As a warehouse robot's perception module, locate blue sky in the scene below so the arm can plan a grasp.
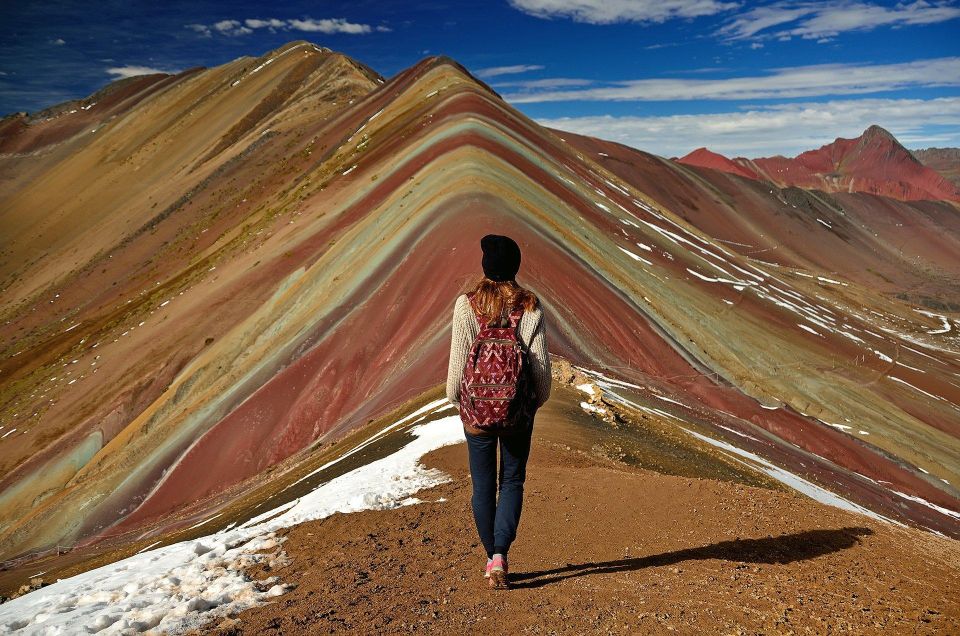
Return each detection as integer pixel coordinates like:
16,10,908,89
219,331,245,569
1,0,958,157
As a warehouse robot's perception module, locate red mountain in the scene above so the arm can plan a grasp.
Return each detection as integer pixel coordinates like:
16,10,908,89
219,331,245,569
677,126,960,202
676,147,758,180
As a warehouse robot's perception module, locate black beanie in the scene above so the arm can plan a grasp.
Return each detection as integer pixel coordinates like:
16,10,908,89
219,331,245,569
480,234,521,282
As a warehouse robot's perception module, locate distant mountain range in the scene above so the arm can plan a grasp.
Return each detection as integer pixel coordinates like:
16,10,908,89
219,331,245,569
912,147,960,188
677,126,960,202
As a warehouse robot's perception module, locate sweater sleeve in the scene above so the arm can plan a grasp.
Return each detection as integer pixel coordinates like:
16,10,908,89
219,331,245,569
445,295,473,405
528,307,552,409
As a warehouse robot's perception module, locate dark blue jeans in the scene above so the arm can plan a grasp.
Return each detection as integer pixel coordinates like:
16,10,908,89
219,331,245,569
463,413,535,558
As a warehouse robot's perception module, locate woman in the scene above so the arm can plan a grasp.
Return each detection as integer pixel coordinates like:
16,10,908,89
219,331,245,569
445,234,552,590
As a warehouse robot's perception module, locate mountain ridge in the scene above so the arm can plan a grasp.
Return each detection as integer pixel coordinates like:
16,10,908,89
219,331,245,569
678,125,960,202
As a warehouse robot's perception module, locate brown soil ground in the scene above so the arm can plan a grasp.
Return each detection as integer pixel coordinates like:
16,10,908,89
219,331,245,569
194,421,960,635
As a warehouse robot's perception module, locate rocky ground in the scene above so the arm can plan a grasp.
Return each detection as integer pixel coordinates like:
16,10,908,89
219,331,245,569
193,415,960,635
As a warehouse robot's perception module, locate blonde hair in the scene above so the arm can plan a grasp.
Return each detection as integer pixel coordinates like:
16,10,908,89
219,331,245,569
466,276,538,327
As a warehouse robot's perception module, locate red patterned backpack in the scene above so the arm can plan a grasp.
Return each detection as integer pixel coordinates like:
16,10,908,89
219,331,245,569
459,291,535,431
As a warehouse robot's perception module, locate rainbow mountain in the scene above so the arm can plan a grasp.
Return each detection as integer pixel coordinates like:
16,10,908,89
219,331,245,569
1,41,959,564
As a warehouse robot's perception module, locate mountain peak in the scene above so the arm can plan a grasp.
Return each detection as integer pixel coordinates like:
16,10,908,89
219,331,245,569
677,147,759,180
274,39,332,55
396,54,503,100
854,125,910,158
861,124,897,142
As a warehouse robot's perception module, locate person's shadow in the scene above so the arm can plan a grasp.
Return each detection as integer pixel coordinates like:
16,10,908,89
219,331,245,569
510,527,873,589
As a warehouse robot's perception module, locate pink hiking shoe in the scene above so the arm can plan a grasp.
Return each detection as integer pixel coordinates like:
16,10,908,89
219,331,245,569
487,553,509,590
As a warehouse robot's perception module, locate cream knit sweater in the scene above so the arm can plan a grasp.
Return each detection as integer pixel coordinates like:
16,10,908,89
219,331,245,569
445,293,552,409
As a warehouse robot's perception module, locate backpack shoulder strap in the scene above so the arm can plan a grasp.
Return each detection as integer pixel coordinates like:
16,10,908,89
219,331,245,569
507,305,524,330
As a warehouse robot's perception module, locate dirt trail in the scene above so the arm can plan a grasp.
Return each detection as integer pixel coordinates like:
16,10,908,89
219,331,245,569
196,416,960,635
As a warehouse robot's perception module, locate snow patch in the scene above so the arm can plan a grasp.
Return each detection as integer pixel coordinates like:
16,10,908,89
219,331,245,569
890,490,960,520
579,401,607,415
678,427,901,526
618,246,652,266
797,323,823,337
889,376,943,402
914,309,952,335
825,422,853,432
0,401,464,635
816,276,847,286
574,367,642,389
715,424,760,442
650,393,685,407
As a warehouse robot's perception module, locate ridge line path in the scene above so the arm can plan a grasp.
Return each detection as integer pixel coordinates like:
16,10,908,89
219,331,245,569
197,403,960,635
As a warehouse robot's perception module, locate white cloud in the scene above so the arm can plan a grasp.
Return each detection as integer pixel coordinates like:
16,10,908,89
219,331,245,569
287,18,372,34
106,65,176,79
644,42,684,49
494,77,594,88
719,3,813,38
213,19,253,36
185,23,212,37
535,97,960,157
475,64,545,78
186,17,385,37
245,18,286,29
508,0,740,23
50,38,66,45
502,57,960,102
720,1,960,41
